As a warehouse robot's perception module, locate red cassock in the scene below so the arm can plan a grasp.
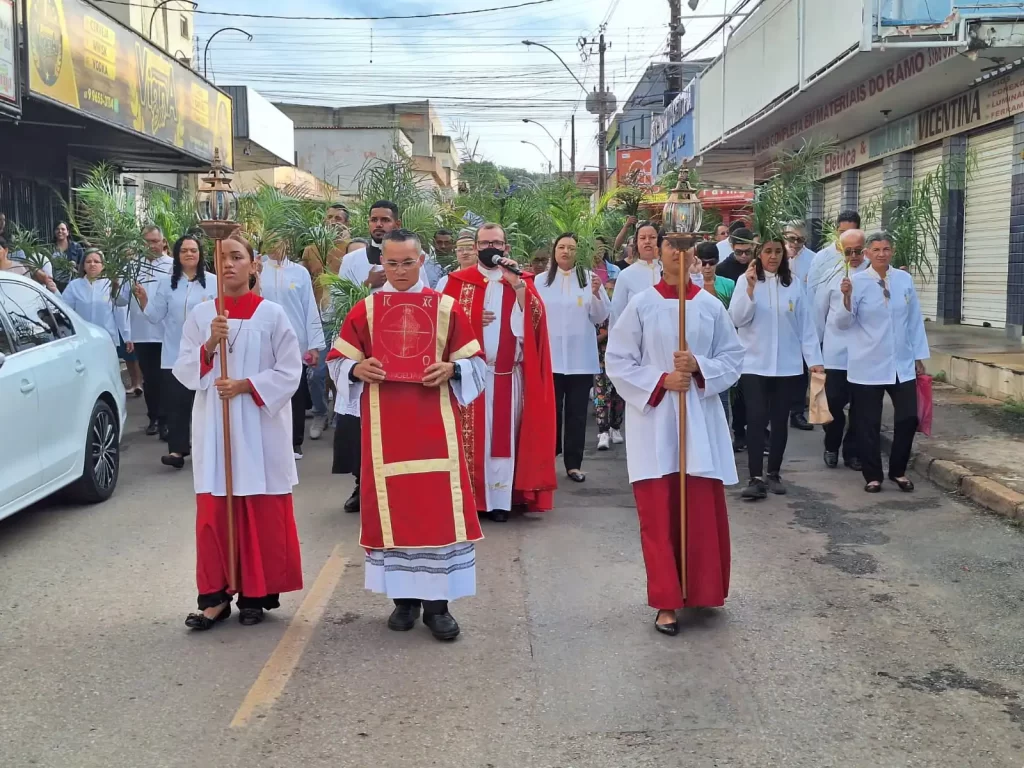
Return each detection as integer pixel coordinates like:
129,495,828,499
328,289,486,549
440,268,558,512
193,291,303,600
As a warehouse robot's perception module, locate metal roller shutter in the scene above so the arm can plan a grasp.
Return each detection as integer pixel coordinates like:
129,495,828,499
912,143,944,321
822,176,842,221
858,163,884,232
962,125,1013,328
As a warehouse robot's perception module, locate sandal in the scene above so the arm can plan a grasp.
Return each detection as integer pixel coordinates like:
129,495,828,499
185,602,231,630
890,476,915,492
239,607,264,626
567,470,586,483
864,481,882,494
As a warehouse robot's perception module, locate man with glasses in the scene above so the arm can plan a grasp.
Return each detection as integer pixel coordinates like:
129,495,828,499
814,229,868,471
717,220,748,260
440,223,557,522
434,229,479,294
133,225,175,438
837,231,929,494
714,227,755,282
807,210,861,302
328,229,487,641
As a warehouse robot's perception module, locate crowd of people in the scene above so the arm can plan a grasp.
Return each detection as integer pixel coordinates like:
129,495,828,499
0,200,931,641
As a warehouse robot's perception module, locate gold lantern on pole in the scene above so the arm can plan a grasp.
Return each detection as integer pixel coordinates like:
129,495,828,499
661,167,704,235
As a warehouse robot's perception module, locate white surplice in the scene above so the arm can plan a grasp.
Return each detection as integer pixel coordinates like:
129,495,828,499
61,277,130,346
338,245,386,291
610,259,662,326
142,274,218,368
606,287,743,485
328,279,487,601
129,255,174,344
173,299,302,496
259,257,325,355
534,268,610,374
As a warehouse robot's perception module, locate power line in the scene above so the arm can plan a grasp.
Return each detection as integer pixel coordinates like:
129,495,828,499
93,0,556,21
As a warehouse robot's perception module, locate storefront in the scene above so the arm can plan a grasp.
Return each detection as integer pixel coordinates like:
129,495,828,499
1,0,232,235
651,83,694,179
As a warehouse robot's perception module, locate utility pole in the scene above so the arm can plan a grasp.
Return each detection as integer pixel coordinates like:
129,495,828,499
597,33,608,198
667,0,682,105
570,114,576,177
558,138,564,175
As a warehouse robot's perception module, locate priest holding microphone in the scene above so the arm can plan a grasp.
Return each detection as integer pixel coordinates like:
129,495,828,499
606,232,743,636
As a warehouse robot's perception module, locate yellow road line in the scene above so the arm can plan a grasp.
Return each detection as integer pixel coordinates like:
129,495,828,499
230,544,348,728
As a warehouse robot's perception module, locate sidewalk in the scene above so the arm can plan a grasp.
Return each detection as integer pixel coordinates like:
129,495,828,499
882,378,1024,523
923,323,1024,402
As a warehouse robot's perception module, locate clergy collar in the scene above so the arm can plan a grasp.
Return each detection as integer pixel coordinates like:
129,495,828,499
477,263,502,277
654,279,700,300
382,278,425,293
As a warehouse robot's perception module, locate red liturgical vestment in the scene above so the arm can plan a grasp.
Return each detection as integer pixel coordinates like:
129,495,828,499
330,289,485,549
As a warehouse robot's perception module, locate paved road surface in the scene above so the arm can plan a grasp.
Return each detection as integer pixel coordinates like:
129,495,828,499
2,403,1023,767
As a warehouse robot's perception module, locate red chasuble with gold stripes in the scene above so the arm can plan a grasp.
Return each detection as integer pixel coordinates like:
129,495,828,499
329,290,485,550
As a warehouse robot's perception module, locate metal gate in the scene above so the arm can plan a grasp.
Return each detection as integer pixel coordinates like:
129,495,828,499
858,163,884,233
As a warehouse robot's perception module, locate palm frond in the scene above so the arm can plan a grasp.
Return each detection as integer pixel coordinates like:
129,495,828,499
751,138,837,243
319,273,372,341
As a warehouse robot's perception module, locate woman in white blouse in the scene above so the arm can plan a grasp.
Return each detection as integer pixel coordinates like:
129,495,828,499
535,233,611,482
729,235,824,501
61,248,130,349
133,234,217,469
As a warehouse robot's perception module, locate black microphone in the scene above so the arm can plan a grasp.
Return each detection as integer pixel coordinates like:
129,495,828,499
479,249,523,275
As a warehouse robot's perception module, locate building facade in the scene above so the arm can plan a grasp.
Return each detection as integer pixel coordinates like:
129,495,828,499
693,0,1024,337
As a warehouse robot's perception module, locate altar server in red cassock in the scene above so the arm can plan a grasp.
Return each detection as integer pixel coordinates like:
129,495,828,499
328,229,487,641
440,222,557,522
606,233,744,636
173,234,304,631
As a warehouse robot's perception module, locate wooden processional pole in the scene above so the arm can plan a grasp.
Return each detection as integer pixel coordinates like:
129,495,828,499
677,263,688,601
214,236,239,593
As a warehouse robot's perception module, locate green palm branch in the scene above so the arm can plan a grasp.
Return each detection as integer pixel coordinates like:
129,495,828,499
318,273,372,341
751,138,836,244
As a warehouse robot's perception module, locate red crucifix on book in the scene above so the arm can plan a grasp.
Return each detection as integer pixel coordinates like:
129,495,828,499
372,293,440,382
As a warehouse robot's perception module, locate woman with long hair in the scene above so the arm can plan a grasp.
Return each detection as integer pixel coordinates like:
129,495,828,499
52,221,85,275
61,248,131,348
133,234,217,469
534,233,610,482
729,236,823,501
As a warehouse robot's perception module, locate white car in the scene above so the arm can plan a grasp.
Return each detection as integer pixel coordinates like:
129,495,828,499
0,271,127,521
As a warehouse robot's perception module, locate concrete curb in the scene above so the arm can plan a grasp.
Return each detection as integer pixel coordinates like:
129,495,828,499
881,432,1024,523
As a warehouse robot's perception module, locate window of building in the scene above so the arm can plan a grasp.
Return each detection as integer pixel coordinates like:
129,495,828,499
180,17,190,39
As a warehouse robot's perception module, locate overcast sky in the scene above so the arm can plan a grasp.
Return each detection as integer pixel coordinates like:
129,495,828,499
195,0,734,173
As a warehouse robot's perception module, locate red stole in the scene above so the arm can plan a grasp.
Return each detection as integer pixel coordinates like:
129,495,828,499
653,279,701,301
441,267,557,511
217,290,263,319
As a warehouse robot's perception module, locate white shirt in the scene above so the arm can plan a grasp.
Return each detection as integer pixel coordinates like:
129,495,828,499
814,262,868,371
788,246,817,285
807,244,842,302
606,287,743,484
260,257,325,355
609,259,661,327
339,245,385,293
534,269,610,375
174,299,302,496
435,274,450,295
61,277,129,346
729,273,823,376
477,264,524,364
142,273,218,368
422,253,445,288
836,267,930,386
716,239,733,260
129,255,174,344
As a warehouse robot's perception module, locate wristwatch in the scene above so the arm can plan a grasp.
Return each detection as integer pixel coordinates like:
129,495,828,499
451,361,462,381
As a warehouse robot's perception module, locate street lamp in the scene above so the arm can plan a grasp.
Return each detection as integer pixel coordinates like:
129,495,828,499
662,167,704,234
522,118,571,174
520,140,553,176
521,42,584,176
521,40,587,93
203,27,253,79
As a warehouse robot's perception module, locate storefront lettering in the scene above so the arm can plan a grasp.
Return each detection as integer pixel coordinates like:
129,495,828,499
869,116,916,158
918,90,981,141
822,144,864,176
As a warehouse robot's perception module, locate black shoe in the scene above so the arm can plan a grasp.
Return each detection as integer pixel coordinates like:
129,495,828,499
766,473,787,495
654,610,679,635
741,478,768,501
343,486,360,514
423,611,460,640
790,413,813,431
161,454,185,469
488,509,509,523
145,419,159,436
845,457,863,471
159,426,169,442
388,603,421,631
732,437,747,452
890,476,915,492
184,602,231,630
865,481,882,493
824,451,839,469
239,607,264,626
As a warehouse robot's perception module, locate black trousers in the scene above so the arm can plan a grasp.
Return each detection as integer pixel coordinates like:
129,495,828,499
741,373,803,479
850,379,918,484
823,369,858,461
332,414,361,482
394,598,448,615
136,342,164,423
553,373,593,472
162,369,194,456
730,384,747,440
198,590,279,611
790,364,809,417
290,365,312,449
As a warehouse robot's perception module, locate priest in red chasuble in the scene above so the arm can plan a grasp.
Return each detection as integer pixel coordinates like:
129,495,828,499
440,222,557,523
173,234,304,631
328,229,487,641
605,233,743,637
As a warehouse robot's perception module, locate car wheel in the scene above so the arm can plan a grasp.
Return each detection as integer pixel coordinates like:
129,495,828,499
68,400,120,504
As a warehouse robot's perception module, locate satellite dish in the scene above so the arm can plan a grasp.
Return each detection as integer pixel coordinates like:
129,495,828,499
586,90,617,115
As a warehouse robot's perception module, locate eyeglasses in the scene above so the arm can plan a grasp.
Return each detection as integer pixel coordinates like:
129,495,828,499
785,236,806,245
844,247,864,257
478,240,506,248
877,278,891,302
383,259,419,270
699,259,719,267
733,247,753,256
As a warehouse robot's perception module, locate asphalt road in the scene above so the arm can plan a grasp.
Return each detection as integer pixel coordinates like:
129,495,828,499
2,401,1023,768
